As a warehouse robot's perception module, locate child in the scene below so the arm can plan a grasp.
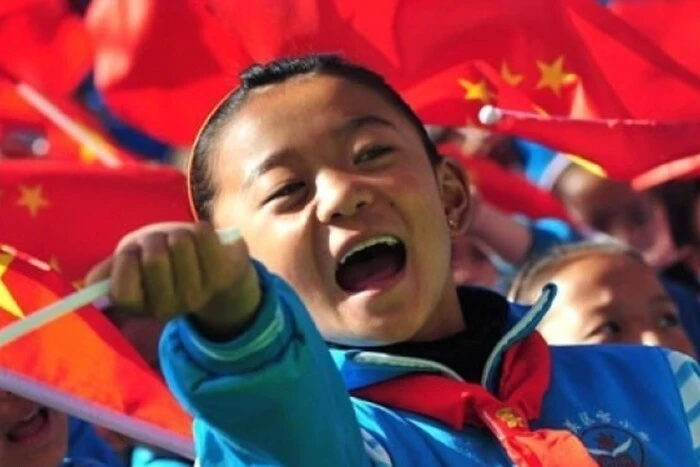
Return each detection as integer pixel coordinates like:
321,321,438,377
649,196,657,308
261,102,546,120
0,391,117,467
508,241,697,356
88,55,700,466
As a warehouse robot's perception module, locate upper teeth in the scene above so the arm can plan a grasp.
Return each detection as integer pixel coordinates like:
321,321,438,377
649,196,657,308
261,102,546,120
20,408,40,422
339,236,399,265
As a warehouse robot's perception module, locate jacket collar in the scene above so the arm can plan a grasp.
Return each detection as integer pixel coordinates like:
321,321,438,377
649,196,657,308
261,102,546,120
330,284,557,393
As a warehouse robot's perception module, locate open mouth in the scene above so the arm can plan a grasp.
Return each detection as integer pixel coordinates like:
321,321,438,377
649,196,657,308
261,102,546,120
335,235,407,293
6,407,49,444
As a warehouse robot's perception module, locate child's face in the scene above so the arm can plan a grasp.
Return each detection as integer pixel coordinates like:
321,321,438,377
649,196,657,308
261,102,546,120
210,75,469,345
539,254,696,356
555,168,675,266
0,392,68,467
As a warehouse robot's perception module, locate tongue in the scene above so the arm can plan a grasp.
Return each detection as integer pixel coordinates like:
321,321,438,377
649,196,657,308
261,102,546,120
8,411,45,442
339,252,403,292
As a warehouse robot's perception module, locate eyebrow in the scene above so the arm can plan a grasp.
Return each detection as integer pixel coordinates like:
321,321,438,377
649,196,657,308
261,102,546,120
649,295,675,307
240,115,397,192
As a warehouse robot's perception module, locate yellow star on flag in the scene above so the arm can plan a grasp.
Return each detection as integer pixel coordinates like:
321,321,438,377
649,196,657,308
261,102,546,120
0,252,24,319
458,78,492,103
535,55,576,96
17,184,49,217
501,62,524,87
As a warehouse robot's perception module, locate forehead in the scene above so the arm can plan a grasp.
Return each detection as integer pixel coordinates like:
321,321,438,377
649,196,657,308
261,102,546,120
553,253,662,299
212,74,418,183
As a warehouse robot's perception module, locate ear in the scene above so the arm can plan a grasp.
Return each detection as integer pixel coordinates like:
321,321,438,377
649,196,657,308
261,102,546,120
435,156,472,237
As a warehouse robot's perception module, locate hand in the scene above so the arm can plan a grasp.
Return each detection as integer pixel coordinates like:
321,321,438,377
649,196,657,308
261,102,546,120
86,222,261,341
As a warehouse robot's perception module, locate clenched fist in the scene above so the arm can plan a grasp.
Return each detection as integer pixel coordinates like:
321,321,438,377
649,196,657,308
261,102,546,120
86,222,261,341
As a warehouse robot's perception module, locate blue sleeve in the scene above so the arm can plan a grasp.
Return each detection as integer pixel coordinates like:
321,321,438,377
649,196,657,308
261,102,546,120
664,350,700,462
159,262,368,467
662,277,700,357
67,418,125,467
130,446,192,467
492,217,584,290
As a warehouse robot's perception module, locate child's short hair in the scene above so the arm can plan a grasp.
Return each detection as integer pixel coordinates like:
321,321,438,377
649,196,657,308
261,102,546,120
508,240,645,303
188,54,441,221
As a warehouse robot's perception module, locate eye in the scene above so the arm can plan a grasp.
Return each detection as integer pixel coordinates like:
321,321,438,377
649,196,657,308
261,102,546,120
658,312,680,329
354,145,394,164
592,321,623,337
262,181,305,205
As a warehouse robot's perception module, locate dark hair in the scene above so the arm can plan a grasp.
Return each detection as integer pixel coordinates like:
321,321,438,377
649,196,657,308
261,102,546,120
508,240,646,303
188,54,441,221
649,179,700,248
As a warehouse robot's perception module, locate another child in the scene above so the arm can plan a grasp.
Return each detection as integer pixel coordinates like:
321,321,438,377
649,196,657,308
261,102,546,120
508,241,697,356
0,391,117,467
89,55,700,466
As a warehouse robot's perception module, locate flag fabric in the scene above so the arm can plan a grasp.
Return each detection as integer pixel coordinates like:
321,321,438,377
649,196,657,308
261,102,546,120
478,106,700,180
88,0,700,149
609,0,700,77
85,0,237,146
0,160,193,284
0,0,92,95
0,244,194,458
632,154,700,191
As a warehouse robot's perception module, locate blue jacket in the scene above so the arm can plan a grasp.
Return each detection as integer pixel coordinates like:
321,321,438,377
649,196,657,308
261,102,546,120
160,265,700,466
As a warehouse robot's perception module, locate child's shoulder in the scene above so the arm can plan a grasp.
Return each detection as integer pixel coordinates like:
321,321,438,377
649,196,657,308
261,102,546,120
547,344,697,409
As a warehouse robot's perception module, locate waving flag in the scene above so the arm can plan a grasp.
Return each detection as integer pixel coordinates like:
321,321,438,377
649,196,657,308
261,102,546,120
0,161,193,284
88,0,700,148
609,0,700,77
0,0,92,94
0,244,193,458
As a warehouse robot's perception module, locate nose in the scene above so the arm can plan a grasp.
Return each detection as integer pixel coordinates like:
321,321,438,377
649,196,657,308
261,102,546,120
315,171,374,224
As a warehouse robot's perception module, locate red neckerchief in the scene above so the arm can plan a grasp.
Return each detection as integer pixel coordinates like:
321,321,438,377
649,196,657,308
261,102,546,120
352,332,597,467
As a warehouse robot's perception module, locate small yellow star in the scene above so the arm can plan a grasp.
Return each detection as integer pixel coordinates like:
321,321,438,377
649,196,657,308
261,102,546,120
48,256,61,273
17,185,49,217
500,61,524,87
458,78,492,103
0,252,24,319
535,55,576,96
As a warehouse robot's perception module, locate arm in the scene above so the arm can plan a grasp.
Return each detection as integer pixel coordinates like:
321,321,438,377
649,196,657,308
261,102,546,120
470,197,583,274
664,350,700,462
159,263,369,467
67,417,125,467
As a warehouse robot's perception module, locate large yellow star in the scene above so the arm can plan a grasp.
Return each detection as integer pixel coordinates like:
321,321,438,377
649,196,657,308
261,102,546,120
501,61,524,87
0,252,24,319
458,78,492,103
535,55,575,96
17,184,49,217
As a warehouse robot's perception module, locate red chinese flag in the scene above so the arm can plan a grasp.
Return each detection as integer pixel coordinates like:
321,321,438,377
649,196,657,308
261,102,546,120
480,106,700,179
564,0,700,120
0,0,92,94
87,0,623,145
0,244,193,458
609,0,700,77
85,0,237,146
0,161,193,284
